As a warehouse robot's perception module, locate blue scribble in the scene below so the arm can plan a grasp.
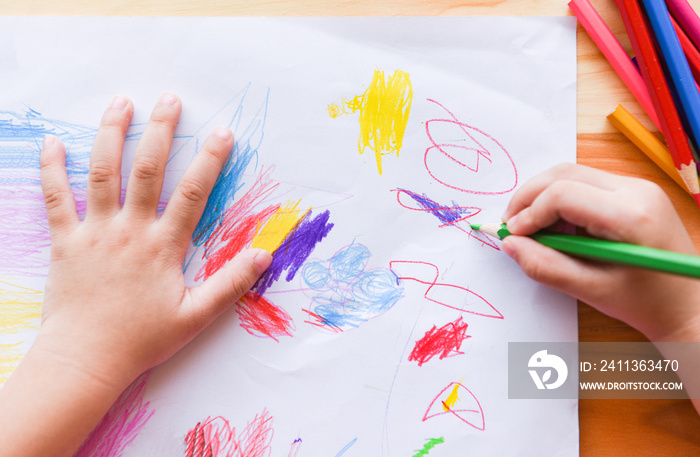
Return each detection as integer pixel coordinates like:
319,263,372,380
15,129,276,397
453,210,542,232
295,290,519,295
192,87,269,246
1,109,95,186
253,210,334,295
394,188,475,226
302,243,404,330
334,438,358,457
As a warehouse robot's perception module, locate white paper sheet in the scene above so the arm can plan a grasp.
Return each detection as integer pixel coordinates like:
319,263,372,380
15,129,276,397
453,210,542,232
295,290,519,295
0,17,578,456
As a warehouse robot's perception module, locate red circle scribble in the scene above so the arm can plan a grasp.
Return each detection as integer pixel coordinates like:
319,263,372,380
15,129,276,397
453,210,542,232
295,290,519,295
424,99,518,195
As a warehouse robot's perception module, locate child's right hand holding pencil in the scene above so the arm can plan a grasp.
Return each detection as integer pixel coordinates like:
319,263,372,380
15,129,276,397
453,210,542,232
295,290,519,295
500,163,700,413
501,163,700,344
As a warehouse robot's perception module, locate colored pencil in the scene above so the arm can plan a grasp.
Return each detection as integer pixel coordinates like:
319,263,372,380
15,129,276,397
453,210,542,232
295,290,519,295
608,104,691,193
641,0,700,153
616,0,700,206
568,0,660,127
671,15,700,84
666,0,700,53
471,223,700,279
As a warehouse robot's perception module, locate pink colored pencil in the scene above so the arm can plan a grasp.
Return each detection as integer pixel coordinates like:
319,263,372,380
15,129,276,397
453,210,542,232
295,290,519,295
615,0,700,206
569,0,660,128
667,0,700,53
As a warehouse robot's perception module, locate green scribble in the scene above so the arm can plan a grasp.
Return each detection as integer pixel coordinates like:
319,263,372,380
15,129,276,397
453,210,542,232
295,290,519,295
412,437,445,457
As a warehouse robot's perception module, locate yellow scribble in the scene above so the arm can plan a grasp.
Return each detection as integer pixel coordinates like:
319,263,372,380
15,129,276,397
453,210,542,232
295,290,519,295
442,383,461,412
327,103,343,119
0,343,23,386
252,200,310,254
329,69,413,175
0,280,42,334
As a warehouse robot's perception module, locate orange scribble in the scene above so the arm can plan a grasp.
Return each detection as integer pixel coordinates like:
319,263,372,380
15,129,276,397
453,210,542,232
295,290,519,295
330,69,413,175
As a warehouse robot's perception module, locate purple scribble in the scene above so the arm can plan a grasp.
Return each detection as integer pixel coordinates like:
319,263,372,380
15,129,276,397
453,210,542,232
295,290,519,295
73,373,155,457
393,188,476,226
252,210,334,294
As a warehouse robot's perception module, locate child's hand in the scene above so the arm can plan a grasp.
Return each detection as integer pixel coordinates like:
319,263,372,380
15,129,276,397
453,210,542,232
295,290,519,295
39,93,272,388
501,163,700,342
0,94,272,457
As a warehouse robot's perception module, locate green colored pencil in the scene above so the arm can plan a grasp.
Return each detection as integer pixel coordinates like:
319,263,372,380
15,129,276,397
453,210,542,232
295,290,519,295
470,223,700,279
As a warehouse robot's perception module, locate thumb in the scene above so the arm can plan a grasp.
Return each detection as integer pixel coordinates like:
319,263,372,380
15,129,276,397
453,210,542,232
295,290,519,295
502,235,604,299
183,248,273,324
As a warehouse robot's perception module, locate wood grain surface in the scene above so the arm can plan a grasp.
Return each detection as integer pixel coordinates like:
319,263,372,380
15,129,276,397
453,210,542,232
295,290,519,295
1,0,699,454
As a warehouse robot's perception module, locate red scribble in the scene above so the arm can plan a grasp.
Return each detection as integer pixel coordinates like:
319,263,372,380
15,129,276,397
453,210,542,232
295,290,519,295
302,308,344,333
184,409,274,457
408,317,471,366
195,167,280,282
424,99,518,195
423,382,485,431
237,292,295,342
389,260,503,319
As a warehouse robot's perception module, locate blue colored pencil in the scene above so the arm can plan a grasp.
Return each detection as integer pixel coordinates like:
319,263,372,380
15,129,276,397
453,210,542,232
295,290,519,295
641,0,700,152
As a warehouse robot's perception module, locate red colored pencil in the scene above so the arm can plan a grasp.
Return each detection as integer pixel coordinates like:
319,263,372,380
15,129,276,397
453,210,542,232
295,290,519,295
615,0,700,206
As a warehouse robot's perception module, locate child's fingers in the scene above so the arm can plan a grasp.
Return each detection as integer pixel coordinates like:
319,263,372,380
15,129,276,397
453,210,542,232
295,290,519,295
123,93,182,220
40,135,79,235
506,180,623,239
159,128,234,246
501,235,609,303
181,249,273,328
502,164,626,222
86,96,133,219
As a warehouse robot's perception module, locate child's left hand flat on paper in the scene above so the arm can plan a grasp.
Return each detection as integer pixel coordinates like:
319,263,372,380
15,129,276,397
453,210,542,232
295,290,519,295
0,93,272,457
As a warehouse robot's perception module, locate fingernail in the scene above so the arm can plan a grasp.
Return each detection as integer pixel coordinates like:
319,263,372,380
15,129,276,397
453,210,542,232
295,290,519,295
43,134,56,148
506,214,518,232
110,95,129,109
501,238,516,258
214,127,232,141
159,92,178,105
253,249,273,275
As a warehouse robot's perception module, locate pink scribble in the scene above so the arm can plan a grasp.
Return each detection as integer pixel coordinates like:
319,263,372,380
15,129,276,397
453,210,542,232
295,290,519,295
287,438,302,457
389,260,503,319
74,373,155,457
0,184,169,276
424,99,518,196
0,186,52,275
423,382,485,431
408,317,471,366
184,409,274,457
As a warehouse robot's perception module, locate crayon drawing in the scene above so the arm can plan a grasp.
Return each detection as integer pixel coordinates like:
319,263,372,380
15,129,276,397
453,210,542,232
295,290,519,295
302,243,404,331
0,16,577,457
423,382,485,431
74,374,155,457
329,69,413,175
411,437,444,457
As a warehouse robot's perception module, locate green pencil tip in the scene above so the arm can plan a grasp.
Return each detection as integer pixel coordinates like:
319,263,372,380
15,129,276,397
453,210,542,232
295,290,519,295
470,223,482,231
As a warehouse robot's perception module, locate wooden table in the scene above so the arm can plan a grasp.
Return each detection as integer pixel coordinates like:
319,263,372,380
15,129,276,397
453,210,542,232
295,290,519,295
2,0,700,454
